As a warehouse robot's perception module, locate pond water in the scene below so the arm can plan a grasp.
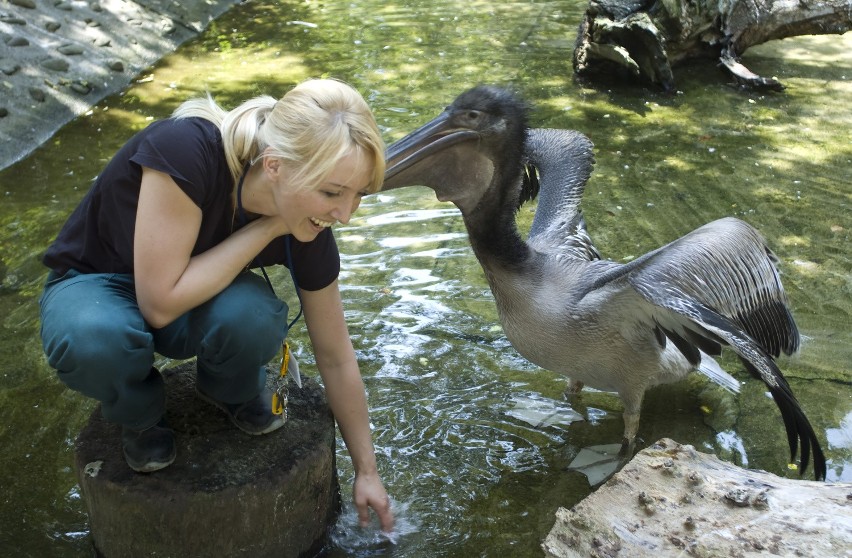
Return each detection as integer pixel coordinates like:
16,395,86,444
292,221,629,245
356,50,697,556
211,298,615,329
1,0,850,556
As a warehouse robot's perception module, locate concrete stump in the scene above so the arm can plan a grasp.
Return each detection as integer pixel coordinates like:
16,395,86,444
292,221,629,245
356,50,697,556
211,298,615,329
74,362,340,558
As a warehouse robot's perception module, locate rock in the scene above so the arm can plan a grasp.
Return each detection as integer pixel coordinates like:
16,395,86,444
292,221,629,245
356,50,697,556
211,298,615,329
0,62,21,75
40,58,70,71
0,16,27,25
44,20,61,32
107,60,125,72
543,438,852,558
74,362,340,558
28,87,46,102
5,35,29,46
10,0,36,8
57,44,85,55
69,81,91,94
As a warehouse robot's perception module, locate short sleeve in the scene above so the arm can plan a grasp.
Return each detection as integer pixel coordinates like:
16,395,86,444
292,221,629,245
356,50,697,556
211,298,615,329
129,118,223,209
290,229,340,291
254,229,340,291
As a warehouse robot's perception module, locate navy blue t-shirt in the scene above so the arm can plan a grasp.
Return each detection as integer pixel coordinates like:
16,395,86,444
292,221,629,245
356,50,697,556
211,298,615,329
43,117,340,291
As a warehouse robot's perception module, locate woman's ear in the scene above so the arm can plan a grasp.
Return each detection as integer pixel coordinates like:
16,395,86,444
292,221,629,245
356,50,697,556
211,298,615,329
262,154,281,179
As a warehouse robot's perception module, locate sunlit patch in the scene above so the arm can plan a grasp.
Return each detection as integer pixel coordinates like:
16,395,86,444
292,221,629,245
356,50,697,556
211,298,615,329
826,411,852,449
379,233,467,249
791,259,820,273
364,208,461,227
389,267,442,288
506,394,584,429
716,431,749,466
777,235,812,248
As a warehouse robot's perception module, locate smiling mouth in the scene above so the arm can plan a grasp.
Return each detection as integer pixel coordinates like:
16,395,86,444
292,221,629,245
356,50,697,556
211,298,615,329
310,217,334,228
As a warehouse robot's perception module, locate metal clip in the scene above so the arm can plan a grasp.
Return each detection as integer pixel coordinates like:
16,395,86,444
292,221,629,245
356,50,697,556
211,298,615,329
271,341,290,415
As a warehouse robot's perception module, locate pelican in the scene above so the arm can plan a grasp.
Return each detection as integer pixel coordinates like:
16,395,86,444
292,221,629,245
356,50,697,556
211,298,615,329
382,85,826,480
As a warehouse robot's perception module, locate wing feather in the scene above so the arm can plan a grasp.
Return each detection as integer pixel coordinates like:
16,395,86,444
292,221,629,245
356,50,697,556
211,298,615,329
628,217,799,358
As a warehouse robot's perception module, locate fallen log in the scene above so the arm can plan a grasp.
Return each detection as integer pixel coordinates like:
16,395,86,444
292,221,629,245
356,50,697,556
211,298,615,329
573,0,852,91
543,438,852,557
74,361,339,558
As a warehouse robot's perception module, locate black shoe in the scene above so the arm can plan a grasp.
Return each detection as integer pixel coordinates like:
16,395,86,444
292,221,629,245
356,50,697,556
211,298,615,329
121,419,176,473
196,387,285,435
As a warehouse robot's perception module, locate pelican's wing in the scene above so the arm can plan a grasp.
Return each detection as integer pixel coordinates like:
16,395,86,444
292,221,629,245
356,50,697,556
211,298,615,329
524,129,600,261
595,217,823,479
642,292,824,481
627,217,799,358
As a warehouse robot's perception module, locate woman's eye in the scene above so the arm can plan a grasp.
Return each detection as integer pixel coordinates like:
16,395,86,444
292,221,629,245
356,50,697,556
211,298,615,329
322,191,341,198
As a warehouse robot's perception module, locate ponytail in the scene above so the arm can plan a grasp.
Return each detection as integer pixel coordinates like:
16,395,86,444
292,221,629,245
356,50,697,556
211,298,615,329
220,96,276,183
173,94,276,184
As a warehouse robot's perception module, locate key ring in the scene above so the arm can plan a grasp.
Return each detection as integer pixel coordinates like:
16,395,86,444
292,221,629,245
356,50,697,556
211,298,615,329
271,341,290,416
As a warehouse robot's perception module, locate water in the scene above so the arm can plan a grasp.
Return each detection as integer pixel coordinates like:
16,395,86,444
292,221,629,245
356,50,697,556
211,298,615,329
1,0,851,556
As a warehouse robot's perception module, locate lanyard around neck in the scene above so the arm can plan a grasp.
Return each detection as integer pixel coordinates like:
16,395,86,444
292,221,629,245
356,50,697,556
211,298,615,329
236,162,303,330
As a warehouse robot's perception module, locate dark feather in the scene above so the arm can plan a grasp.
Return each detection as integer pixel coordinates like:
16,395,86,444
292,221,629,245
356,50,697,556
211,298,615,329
683,327,723,356
659,325,701,367
518,162,541,209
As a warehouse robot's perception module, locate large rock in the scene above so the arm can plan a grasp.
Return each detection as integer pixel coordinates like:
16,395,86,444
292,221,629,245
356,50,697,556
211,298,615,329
74,362,339,558
543,438,852,557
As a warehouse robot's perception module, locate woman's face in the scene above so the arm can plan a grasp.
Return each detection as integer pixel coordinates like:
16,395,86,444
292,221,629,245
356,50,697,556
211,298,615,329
276,149,373,242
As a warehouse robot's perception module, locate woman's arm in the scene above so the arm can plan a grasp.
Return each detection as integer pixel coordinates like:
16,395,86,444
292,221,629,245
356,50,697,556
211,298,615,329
134,167,285,328
301,281,394,532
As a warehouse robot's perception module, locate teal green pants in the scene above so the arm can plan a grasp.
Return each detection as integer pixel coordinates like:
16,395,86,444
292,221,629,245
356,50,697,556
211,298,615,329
39,269,289,430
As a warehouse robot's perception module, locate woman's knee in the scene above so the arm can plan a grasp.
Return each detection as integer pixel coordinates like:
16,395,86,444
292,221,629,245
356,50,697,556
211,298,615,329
47,318,155,405
51,318,154,372
40,272,152,371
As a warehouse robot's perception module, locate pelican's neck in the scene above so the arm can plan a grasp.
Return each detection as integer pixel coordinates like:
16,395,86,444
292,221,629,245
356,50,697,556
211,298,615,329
461,172,532,274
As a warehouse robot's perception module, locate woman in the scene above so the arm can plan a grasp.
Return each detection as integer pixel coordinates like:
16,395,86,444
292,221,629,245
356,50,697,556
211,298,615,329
39,78,394,531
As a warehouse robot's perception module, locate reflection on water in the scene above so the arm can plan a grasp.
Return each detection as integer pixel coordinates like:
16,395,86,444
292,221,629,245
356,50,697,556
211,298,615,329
1,0,851,556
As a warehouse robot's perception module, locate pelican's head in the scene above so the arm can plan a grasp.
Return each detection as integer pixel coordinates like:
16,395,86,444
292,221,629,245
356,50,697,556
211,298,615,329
383,86,529,213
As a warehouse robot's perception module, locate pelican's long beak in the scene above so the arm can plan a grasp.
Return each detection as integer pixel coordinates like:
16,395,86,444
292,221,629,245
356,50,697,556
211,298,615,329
383,109,480,190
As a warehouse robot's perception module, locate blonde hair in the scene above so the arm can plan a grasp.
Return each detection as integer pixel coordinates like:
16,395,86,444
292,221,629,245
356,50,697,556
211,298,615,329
171,78,385,194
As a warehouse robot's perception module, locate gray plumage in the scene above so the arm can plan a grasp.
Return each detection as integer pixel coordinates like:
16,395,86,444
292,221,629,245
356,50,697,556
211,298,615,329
383,86,825,480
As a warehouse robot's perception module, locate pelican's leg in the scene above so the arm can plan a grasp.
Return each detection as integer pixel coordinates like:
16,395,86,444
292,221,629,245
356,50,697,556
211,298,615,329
619,392,643,457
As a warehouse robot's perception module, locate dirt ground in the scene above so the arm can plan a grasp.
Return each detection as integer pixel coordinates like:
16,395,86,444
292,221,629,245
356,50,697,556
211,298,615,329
0,0,242,170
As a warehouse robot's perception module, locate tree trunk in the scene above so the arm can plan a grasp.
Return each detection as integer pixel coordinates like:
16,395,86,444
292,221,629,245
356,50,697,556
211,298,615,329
74,362,340,558
543,438,852,558
573,0,852,91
